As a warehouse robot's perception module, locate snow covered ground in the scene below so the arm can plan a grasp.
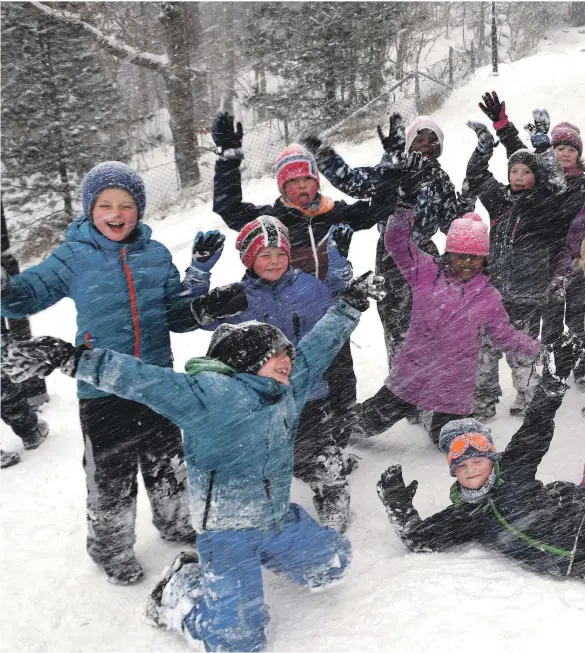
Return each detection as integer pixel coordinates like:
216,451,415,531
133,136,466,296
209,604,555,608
2,28,585,653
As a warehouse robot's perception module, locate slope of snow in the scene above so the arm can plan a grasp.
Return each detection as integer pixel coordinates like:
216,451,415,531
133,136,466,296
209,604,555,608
2,29,585,653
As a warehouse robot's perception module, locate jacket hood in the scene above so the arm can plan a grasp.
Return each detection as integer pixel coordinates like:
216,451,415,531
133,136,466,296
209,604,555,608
184,356,237,377
65,215,152,250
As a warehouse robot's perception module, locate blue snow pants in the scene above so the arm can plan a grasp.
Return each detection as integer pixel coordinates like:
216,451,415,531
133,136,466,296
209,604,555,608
182,503,351,652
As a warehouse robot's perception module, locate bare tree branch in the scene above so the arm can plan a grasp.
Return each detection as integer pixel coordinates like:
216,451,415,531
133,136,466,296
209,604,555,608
30,1,169,72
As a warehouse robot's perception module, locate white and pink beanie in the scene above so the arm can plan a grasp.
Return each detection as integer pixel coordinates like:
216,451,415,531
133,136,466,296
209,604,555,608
275,144,320,195
405,117,445,155
445,213,489,257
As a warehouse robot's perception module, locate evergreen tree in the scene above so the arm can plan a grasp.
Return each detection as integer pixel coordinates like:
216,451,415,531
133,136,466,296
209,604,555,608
1,2,130,258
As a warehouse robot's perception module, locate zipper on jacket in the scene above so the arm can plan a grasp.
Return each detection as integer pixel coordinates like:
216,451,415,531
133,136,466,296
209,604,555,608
307,219,319,279
292,312,301,340
84,331,93,349
120,249,141,358
264,478,271,500
202,469,216,531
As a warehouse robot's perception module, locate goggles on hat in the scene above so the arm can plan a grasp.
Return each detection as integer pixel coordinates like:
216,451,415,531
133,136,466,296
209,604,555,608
447,432,496,466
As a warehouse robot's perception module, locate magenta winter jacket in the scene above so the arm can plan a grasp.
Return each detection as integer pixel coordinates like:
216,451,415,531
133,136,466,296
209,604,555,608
554,205,585,281
383,206,542,415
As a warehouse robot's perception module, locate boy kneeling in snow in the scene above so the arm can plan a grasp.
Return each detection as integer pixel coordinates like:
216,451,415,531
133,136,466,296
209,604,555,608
3,273,384,652
377,337,585,580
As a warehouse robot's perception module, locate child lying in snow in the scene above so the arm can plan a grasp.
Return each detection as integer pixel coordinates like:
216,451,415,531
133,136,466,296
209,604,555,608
3,273,384,653
376,338,585,580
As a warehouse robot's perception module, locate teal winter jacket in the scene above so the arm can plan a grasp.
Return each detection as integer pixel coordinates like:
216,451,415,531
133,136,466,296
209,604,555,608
1,216,199,399
73,300,361,531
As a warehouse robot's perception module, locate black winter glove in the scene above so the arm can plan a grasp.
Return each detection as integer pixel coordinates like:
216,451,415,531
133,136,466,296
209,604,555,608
190,283,248,327
192,230,225,266
338,271,386,312
330,224,353,258
211,112,243,155
544,332,585,386
297,129,323,154
2,336,82,383
376,464,418,511
377,113,406,154
467,121,498,157
478,91,507,126
396,152,431,205
525,109,551,151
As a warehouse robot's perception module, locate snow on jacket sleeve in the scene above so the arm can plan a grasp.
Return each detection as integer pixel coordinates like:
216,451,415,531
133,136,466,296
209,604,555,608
500,382,566,482
495,120,525,158
383,204,436,286
291,299,360,414
75,347,210,431
536,144,567,196
163,258,200,333
464,149,509,220
0,244,75,318
483,289,542,360
325,232,353,294
213,158,272,231
180,263,212,298
314,145,377,199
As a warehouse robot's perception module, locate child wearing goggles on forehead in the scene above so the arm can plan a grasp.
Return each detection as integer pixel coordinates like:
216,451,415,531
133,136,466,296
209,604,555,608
376,340,585,580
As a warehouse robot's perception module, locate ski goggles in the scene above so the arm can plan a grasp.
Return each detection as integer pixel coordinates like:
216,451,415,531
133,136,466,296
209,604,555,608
447,432,496,466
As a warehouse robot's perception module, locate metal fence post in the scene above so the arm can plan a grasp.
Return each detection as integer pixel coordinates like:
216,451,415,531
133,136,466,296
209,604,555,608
448,47,454,86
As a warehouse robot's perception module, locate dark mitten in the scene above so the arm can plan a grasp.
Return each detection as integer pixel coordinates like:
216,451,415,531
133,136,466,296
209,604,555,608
525,109,551,151
467,121,498,157
211,112,243,155
298,130,323,154
2,336,80,383
190,283,248,326
377,113,406,153
330,224,353,258
376,464,420,531
396,152,431,205
478,91,507,127
191,230,225,272
338,271,386,312
545,332,585,385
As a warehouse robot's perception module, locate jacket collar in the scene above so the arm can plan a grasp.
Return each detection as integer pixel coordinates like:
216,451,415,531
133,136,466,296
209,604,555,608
65,215,151,252
278,194,336,218
242,266,298,292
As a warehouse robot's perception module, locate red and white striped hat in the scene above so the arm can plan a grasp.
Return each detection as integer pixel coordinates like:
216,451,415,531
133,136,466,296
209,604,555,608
275,143,320,195
236,216,291,269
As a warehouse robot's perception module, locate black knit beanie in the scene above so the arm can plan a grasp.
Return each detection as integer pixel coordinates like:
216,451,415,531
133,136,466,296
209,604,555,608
507,149,540,185
206,321,294,374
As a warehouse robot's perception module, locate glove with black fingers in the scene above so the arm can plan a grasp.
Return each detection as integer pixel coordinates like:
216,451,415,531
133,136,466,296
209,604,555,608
376,464,419,516
297,129,324,155
191,230,225,272
329,223,353,259
377,113,406,154
396,151,431,205
467,121,498,158
544,332,585,387
338,271,386,312
211,111,244,160
478,91,508,128
524,109,551,151
190,283,248,327
2,336,83,383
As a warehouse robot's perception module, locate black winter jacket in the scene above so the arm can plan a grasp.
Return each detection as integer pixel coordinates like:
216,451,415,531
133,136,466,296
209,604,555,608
382,382,585,579
213,158,380,281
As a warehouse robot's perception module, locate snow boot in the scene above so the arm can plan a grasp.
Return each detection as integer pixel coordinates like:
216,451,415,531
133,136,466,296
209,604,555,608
313,482,351,534
102,551,144,585
145,551,202,631
160,524,197,545
509,391,527,416
20,419,49,451
405,409,421,425
1,449,21,469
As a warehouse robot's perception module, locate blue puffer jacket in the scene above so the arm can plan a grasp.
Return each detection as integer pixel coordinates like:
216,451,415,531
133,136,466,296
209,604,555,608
74,300,361,531
1,216,201,399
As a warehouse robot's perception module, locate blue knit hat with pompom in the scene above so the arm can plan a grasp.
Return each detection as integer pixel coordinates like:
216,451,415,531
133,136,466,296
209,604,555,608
81,161,146,221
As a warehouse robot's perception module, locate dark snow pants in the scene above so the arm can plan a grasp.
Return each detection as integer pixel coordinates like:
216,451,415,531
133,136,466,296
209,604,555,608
566,275,585,337
360,385,463,446
79,395,193,565
1,372,42,447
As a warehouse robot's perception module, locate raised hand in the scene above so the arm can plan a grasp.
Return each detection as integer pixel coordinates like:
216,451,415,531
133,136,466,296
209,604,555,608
211,112,243,152
338,271,386,312
297,129,323,154
524,109,551,150
190,283,248,326
467,121,498,157
2,336,78,383
191,230,225,271
478,91,507,126
329,224,353,258
396,151,432,205
377,112,406,154
376,464,418,508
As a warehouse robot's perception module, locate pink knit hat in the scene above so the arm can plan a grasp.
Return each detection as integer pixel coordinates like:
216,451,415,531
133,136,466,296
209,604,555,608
405,117,444,155
275,144,320,195
446,213,489,256
551,122,582,156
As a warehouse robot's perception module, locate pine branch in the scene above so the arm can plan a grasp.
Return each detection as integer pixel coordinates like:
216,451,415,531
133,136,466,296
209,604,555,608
30,1,169,72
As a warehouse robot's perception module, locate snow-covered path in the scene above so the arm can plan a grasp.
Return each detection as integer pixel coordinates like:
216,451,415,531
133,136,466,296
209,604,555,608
2,29,585,653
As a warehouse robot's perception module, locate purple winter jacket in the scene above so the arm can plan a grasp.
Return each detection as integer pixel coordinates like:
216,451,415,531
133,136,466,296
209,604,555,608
554,205,585,281
383,205,542,415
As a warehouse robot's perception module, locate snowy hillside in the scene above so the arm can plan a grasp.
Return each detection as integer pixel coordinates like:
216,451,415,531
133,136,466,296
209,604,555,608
2,28,585,653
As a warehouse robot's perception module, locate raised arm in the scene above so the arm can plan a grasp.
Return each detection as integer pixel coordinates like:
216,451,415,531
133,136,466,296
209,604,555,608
478,91,525,157
324,224,354,294
0,244,75,318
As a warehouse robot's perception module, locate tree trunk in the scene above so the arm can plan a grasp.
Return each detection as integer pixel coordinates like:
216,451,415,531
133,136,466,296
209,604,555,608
223,3,236,111
160,2,200,188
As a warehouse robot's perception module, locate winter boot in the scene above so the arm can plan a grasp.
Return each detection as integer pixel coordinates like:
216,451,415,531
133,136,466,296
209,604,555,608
102,551,144,585
145,551,202,631
405,409,421,425
20,419,49,451
472,399,497,423
509,391,527,416
160,524,197,545
1,449,21,469
313,481,351,534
